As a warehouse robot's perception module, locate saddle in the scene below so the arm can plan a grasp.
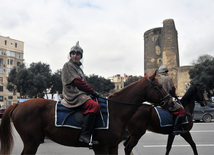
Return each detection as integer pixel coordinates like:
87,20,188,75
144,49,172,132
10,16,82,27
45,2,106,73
155,106,188,127
55,97,109,129
143,102,188,127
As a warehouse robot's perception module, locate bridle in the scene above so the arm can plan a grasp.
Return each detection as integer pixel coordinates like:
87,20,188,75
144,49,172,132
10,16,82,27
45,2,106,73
147,77,171,107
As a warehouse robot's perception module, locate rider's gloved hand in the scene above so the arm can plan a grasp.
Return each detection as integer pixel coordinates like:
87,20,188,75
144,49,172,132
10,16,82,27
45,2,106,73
92,91,100,98
174,96,178,100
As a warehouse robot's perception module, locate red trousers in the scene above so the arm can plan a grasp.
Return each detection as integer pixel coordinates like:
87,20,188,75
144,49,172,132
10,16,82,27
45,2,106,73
172,107,186,117
82,99,101,115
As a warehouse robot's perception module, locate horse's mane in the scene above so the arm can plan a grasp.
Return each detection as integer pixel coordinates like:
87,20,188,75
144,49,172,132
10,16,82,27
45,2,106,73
109,75,148,98
180,84,198,107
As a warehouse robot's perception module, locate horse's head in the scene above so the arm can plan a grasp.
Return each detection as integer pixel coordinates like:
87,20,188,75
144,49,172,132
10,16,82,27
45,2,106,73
195,84,207,107
145,70,173,106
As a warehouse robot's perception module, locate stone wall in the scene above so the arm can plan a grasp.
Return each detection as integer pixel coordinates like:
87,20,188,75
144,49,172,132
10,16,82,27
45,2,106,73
177,66,193,96
144,19,192,97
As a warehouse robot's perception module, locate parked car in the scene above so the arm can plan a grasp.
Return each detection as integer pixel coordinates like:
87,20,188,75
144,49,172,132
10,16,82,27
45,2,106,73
193,102,214,122
207,101,214,108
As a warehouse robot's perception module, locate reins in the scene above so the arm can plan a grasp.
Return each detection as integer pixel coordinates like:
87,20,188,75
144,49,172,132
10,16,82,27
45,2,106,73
99,97,141,107
97,77,171,107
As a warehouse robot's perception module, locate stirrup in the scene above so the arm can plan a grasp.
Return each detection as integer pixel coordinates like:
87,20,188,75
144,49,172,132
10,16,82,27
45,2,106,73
172,129,187,135
79,135,99,145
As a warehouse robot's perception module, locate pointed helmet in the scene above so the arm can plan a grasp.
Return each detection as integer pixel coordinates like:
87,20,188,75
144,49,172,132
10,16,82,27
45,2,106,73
69,41,83,57
158,65,169,74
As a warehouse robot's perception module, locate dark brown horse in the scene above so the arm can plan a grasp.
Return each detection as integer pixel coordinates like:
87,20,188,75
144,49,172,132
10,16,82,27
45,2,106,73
124,84,207,155
0,71,172,154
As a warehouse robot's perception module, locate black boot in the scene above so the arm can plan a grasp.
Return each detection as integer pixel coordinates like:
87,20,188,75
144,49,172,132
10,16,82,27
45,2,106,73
172,116,187,135
79,114,99,145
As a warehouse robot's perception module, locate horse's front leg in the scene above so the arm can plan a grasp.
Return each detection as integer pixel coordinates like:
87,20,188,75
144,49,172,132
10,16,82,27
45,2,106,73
165,134,175,155
109,145,118,154
93,145,109,154
93,144,119,155
123,136,130,147
124,131,146,155
124,136,133,155
180,132,198,155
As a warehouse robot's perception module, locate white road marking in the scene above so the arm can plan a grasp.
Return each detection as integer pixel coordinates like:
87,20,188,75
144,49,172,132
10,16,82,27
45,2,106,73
190,130,214,133
146,130,214,133
143,144,214,148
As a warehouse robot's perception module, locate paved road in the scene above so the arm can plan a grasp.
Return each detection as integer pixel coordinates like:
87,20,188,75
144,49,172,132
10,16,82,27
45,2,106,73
2,121,214,155
131,122,214,155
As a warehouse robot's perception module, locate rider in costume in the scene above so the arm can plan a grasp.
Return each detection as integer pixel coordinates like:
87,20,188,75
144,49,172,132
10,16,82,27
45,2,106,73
157,65,187,135
61,41,100,144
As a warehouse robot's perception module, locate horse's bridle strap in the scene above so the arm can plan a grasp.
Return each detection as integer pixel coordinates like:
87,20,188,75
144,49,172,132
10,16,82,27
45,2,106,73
147,77,171,104
100,97,141,107
160,94,170,101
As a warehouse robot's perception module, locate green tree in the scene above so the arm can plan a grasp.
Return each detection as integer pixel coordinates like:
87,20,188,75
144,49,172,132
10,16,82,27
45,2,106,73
189,54,214,97
50,69,62,95
86,74,114,96
28,62,52,98
124,75,143,87
192,54,213,64
7,64,32,98
7,62,53,98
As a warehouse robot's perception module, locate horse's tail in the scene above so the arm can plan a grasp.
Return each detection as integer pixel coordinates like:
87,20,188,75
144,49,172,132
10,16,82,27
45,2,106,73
0,103,18,154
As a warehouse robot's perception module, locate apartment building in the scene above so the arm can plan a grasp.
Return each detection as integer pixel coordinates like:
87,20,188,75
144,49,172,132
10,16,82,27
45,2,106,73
0,35,24,106
109,74,129,91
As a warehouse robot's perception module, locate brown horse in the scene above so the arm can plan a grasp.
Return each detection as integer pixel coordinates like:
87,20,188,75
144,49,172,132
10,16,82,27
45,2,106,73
0,71,172,155
124,84,207,155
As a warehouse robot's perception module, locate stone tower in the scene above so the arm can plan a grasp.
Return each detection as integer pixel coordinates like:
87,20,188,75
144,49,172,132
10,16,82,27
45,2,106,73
144,19,180,88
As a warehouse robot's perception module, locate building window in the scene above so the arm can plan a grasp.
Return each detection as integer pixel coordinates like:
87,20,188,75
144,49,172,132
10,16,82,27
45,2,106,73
0,77,3,84
15,43,17,48
17,53,21,58
5,40,7,45
0,86,3,92
0,96,3,101
0,68,3,73
17,61,21,66
0,58,3,64
0,49,3,55
8,96,13,100
8,101,12,105
7,68,12,74
6,50,16,57
7,59,14,65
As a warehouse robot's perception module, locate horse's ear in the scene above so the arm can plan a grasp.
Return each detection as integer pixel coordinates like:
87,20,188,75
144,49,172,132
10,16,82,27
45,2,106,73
154,70,157,76
144,73,147,77
149,70,157,80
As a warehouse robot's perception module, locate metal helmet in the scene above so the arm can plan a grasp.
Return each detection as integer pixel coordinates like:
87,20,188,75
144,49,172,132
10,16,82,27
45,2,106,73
158,65,169,74
69,41,83,57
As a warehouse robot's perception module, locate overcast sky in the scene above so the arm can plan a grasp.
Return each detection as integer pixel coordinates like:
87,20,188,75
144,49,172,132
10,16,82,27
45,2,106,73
0,0,213,78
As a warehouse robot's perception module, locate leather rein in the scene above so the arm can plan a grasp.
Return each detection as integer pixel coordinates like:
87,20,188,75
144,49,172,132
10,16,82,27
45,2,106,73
99,78,170,107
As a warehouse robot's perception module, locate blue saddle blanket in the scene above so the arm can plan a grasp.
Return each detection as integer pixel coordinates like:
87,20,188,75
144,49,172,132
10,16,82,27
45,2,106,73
154,106,188,127
55,97,109,129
